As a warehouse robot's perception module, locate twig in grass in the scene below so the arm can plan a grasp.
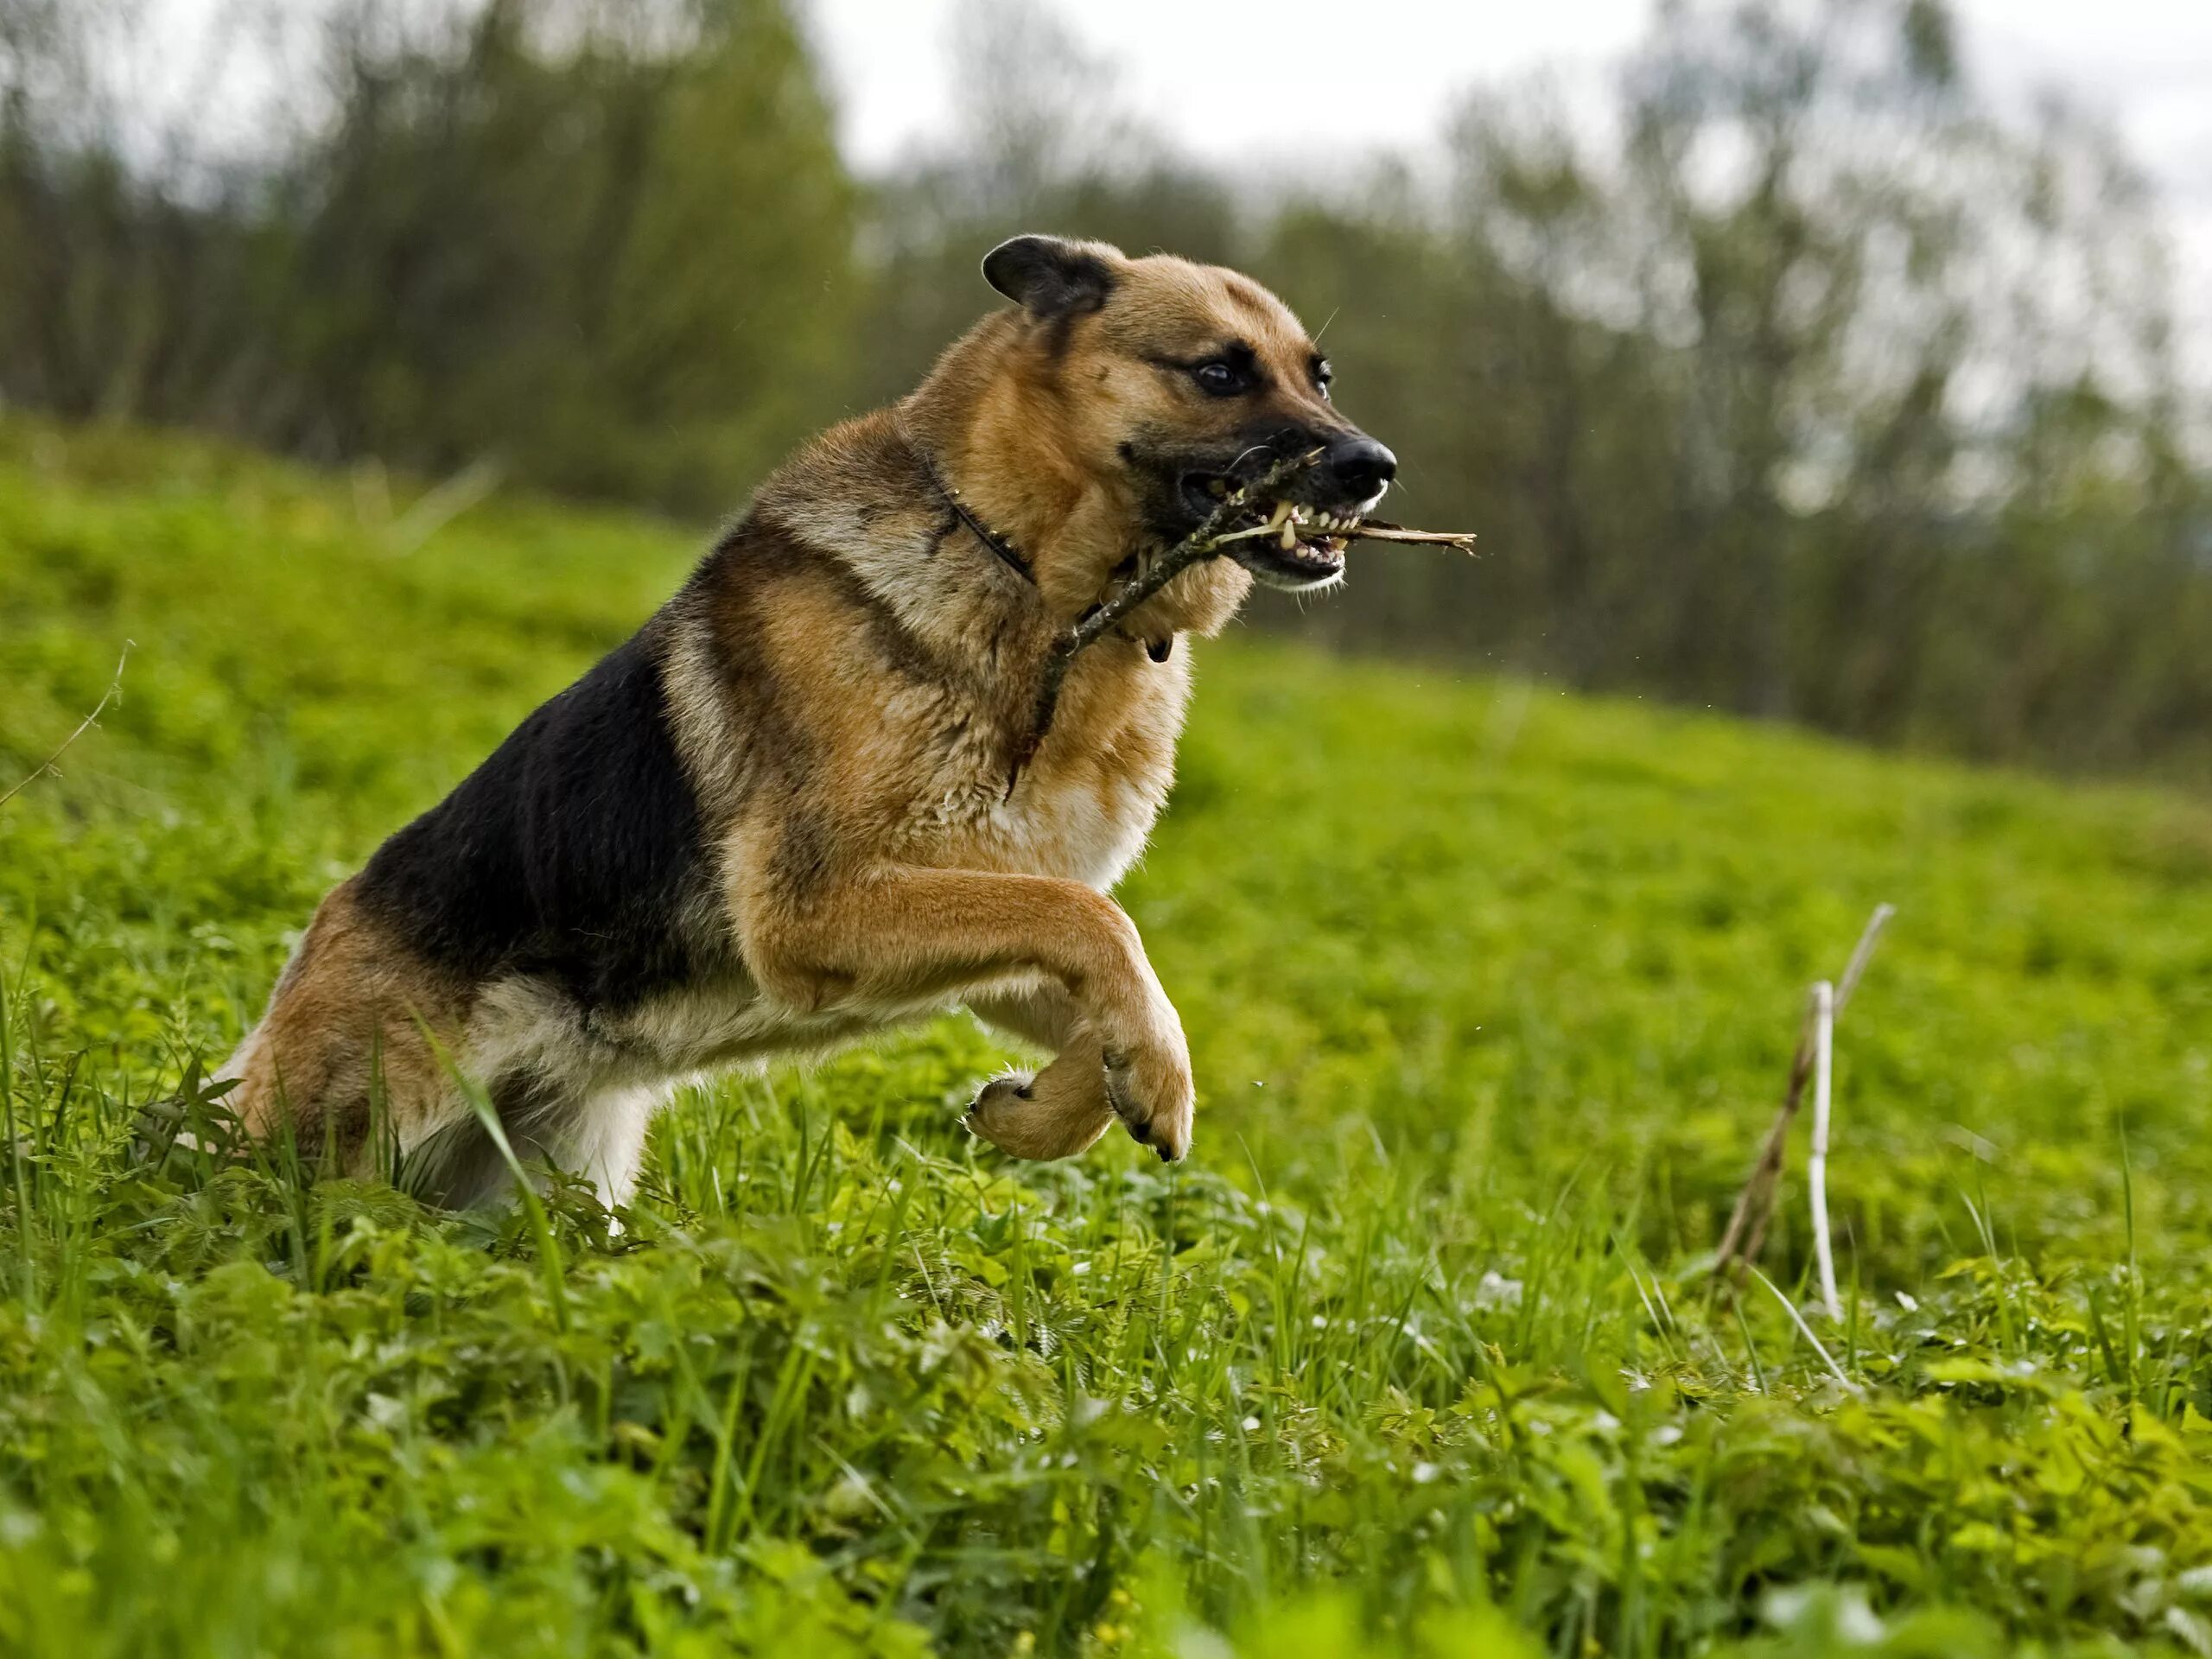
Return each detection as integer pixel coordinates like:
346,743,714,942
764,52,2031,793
1807,978,1839,1319
1713,988,1819,1277
0,641,132,811
385,456,502,556
1713,903,1894,1288
1747,1265,1853,1387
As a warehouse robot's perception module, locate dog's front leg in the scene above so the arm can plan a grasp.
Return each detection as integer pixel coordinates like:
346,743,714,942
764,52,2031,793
962,982,1121,1160
741,867,1194,1160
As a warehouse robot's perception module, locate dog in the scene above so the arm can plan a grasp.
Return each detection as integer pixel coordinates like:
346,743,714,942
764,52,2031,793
217,234,1396,1205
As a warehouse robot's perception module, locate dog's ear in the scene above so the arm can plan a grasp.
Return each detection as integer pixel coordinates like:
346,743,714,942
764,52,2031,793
982,235,1116,319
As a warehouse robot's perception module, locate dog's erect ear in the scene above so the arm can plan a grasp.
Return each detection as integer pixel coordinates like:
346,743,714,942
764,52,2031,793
982,235,1116,319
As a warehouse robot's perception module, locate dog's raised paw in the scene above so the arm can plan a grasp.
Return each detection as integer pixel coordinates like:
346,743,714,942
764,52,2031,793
1101,1046,1192,1163
963,1052,1125,1162
963,1070,1046,1157
1122,1116,1177,1162
963,1069,1035,1127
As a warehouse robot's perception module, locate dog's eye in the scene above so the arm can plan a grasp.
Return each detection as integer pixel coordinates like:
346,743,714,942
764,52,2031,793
1192,360,1245,397
1313,359,1333,401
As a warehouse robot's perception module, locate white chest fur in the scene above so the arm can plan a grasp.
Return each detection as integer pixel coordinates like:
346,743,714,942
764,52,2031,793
995,766,1164,889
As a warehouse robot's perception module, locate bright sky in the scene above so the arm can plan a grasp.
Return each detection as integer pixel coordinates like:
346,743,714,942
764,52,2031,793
804,1,2212,180
123,0,2212,359
805,0,2212,353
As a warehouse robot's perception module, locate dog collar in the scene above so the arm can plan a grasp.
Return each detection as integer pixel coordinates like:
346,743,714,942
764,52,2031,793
909,436,1173,661
914,448,1035,586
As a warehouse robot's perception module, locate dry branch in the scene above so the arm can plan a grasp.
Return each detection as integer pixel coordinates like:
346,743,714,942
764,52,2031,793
1343,522,1481,552
1007,448,1319,790
1713,903,1894,1286
1807,977,1840,1319
0,641,132,811
1005,455,1478,790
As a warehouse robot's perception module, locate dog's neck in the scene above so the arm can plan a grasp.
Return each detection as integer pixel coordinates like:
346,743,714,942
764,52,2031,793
898,315,1253,641
899,321,1134,622
911,444,1034,586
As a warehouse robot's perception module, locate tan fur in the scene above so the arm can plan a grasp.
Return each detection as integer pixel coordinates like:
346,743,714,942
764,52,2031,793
221,238,1374,1201
225,883,468,1160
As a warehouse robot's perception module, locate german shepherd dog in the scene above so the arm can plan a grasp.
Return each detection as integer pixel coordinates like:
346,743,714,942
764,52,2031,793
218,235,1396,1205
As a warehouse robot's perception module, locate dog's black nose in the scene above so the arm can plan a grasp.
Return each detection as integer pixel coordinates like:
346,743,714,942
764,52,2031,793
1325,436,1396,499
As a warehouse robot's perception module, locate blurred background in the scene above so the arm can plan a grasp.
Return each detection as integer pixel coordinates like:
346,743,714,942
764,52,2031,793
4,0,2209,785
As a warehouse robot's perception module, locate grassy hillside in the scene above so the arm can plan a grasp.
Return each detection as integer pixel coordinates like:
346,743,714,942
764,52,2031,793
3,417,2211,1657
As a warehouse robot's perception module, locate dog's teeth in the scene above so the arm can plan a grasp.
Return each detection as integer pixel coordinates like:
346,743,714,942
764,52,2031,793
1279,522,1298,551
1267,499,1294,529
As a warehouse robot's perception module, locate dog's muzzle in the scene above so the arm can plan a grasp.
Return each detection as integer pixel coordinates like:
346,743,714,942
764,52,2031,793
1177,434,1398,593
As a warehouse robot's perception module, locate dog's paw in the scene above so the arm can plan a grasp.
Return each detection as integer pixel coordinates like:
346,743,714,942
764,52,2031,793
1100,1033,1194,1164
962,1069,1036,1148
963,1052,1121,1161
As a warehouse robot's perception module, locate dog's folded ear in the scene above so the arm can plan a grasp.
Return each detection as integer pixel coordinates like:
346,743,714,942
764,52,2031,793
982,235,1117,319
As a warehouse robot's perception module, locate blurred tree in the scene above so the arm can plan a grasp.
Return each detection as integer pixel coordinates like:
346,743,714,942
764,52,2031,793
0,0,856,513
3,0,2207,780
1243,1,2210,777
845,0,1240,410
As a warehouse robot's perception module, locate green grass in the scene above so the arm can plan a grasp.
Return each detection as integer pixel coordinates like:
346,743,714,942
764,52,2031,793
3,416,2212,1656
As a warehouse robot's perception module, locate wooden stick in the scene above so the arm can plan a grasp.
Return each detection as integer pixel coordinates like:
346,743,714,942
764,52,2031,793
1344,521,1480,552
1807,978,1840,1320
1834,903,1895,1014
1713,988,1823,1274
1006,450,1320,790
1001,461,1482,791
1713,903,1894,1282
0,641,132,811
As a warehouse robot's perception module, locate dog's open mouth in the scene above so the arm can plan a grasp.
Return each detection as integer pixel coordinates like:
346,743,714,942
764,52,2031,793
1178,473,1358,591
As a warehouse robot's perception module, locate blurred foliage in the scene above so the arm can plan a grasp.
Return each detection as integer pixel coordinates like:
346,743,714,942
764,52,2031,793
0,0,855,512
2,0,2209,779
851,2,2212,785
8,418,2212,1654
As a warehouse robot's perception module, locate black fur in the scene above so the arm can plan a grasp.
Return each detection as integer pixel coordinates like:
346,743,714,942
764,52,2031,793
982,235,1115,321
354,632,710,1011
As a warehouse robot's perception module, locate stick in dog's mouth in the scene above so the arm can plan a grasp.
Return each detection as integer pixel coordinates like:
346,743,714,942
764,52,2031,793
1180,474,1479,589
1216,499,1357,587
1007,451,1479,791
1179,478,1362,588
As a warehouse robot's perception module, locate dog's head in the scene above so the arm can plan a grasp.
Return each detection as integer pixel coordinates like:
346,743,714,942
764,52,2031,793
969,234,1395,595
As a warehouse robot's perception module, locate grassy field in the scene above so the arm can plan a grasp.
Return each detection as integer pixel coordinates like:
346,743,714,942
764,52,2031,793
3,418,2211,1657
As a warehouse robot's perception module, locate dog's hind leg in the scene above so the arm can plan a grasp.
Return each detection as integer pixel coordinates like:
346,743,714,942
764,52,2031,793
963,983,1119,1160
538,1083,663,1207
400,1108,510,1209
403,1069,661,1209
224,880,469,1179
